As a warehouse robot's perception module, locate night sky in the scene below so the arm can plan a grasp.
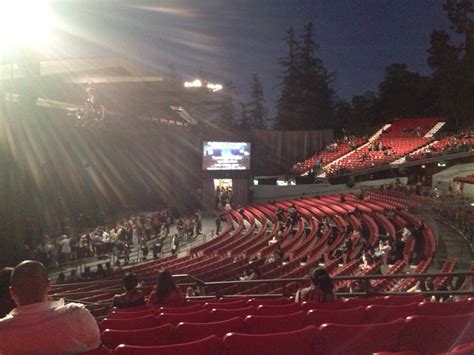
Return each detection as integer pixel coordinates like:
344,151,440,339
48,0,455,116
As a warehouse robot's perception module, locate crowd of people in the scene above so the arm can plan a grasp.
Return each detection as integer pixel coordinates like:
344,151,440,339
27,207,207,269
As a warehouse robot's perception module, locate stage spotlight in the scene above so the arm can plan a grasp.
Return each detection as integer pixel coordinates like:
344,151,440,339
0,0,52,54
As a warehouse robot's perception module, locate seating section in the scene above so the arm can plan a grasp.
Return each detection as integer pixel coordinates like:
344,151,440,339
291,117,446,176
51,190,438,308
91,298,474,354
408,134,474,161
456,173,474,184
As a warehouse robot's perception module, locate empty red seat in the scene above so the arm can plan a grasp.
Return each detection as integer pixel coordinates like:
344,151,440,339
107,309,156,319
247,297,291,307
365,303,419,324
157,309,210,325
114,335,222,355
176,316,245,343
305,306,366,327
223,325,318,355
318,319,405,355
100,314,158,332
157,304,203,314
256,303,301,316
244,311,306,334
210,306,256,322
383,294,424,305
450,342,474,353
343,297,388,308
417,301,474,317
102,323,175,349
300,300,350,311
110,305,148,313
204,299,248,310
399,313,474,353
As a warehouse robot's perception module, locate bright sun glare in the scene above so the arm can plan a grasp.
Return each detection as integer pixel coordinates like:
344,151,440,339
0,0,52,55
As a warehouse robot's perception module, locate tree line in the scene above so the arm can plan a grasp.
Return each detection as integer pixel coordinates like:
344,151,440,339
217,0,473,133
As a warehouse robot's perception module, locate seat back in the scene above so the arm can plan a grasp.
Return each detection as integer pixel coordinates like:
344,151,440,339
223,325,318,355
383,294,424,305
176,317,245,343
343,297,388,308
417,301,474,317
300,300,349,311
247,297,291,307
204,299,248,310
400,313,474,353
157,304,203,314
256,303,301,316
108,309,156,319
305,306,365,327
210,306,257,322
102,323,175,349
100,314,158,332
114,335,223,355
244,311,306,334
365,303,419,324
110,305,148,313
318,319,405,355
157,309,210,325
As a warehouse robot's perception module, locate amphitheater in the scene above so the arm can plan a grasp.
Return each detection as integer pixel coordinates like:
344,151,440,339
0,43,473,355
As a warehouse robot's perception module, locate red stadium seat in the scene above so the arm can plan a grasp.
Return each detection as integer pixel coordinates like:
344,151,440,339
343,296,388,308
365,303,419,324
204,299,248,309
100,314,158,332
416,301,474,317
451,342,474,353
317,319,405,355
255,303,301,316
176,316,245,343
102,323,175,349
399,313,474,353
383,294,424,305
107,309,156,319
223,325,318,355
247,297,291,307
300,300,350,311
305,306,366,327
157,304,203,313
244,311,306,334
210,306,257,322
110,305,148,313
113,335,222,355
157,309,210,325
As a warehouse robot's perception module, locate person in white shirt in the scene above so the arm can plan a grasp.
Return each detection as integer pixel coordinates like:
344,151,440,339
58,235,72,264
0,260,100,354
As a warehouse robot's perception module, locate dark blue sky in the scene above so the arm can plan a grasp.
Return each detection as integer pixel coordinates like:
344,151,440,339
50,0,454,116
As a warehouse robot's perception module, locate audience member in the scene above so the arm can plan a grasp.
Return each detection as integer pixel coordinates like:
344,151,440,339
147,270,184,307
112,273,145,308
0,261,100,354
295,267,335,303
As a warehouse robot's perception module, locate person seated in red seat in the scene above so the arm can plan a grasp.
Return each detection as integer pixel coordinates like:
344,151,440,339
295,267,335,303
147,270,184,307
0,261,100,354
112,273,145,308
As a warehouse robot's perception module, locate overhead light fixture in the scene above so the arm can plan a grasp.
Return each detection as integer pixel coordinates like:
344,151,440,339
184,79,223,92
184,79,202,88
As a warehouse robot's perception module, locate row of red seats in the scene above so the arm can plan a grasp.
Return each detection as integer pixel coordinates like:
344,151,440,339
88,298,474,354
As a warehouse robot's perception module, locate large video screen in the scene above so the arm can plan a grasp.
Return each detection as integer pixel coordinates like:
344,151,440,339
202,141,251,171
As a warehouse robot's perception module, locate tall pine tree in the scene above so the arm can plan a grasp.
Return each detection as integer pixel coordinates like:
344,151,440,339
297,22,335,129
275,27,301,129
275,24,334,130
247,73,268,129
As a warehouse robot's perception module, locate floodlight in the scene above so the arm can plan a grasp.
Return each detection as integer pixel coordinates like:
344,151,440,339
0,0,52,55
